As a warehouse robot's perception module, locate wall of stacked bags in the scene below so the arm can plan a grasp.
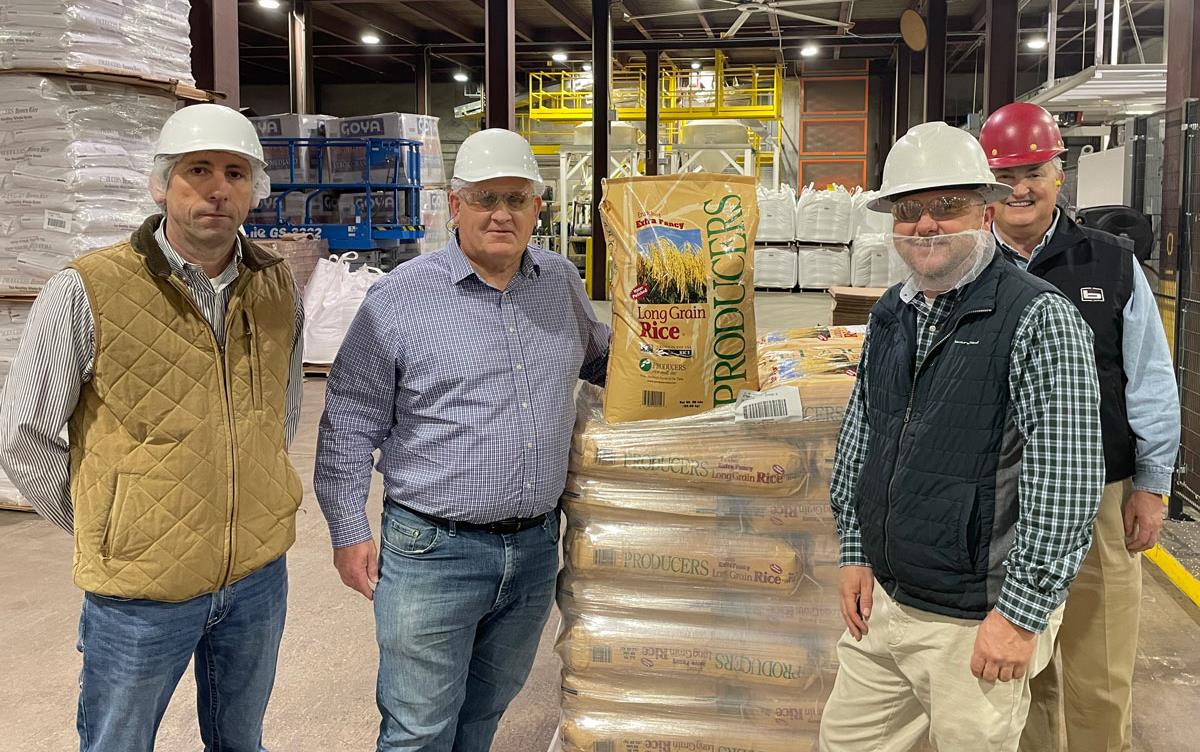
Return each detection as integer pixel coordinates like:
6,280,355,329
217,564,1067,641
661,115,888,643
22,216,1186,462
555,325,864,752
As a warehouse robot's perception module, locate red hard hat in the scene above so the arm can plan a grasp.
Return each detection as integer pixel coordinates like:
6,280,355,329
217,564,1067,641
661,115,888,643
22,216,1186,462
979,102,1066,169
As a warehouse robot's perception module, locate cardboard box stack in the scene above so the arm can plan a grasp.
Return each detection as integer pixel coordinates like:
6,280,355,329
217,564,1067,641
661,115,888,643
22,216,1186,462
557,327,863,752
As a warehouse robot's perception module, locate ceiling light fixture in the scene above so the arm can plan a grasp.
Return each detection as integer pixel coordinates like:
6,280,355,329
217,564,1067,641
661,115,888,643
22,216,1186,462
1026,37,1048,50
361,32,381,45
256,0,281,8
691,61,701,70
583,63,592,72
453,71,469,83
552,51,569,63
800,44,819,58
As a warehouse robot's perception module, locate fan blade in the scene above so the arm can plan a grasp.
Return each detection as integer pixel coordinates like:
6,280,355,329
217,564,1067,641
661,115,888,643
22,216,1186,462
772,0,847,7
711,0,744,5
771,8,854,28
724,10,753,38
628,7,740,21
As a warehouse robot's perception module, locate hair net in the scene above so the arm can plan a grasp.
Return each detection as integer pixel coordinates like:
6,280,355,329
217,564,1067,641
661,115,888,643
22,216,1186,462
888,228,996,295
148,153,272,209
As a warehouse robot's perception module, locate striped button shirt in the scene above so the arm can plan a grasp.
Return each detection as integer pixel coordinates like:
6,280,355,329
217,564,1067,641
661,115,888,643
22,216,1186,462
0,220,305,533
314,234,610,548
829,278,1104,633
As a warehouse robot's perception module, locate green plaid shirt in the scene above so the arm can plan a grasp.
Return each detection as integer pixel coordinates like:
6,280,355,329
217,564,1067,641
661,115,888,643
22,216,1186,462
830,285,1104,633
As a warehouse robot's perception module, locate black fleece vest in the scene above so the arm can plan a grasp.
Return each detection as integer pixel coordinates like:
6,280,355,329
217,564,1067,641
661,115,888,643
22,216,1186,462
1020,214,1136,483
855,252,1062,620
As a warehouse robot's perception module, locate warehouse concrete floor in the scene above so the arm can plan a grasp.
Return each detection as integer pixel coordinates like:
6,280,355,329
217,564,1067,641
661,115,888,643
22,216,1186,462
2,292,1199,750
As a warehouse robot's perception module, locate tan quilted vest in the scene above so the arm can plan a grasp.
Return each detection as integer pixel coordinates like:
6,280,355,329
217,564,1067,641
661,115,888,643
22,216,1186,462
67,215,303,602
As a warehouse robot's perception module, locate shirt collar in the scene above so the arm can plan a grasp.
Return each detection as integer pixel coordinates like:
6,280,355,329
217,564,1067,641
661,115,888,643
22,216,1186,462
993,207,1060,266
445,231,541,286
155,217,242,293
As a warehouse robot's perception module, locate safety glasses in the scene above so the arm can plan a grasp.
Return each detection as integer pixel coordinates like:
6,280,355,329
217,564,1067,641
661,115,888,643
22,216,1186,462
459,189,536,212
891,194,984,224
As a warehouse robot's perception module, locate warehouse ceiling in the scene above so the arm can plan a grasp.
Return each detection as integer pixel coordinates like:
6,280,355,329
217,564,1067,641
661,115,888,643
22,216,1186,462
236,0,1166,91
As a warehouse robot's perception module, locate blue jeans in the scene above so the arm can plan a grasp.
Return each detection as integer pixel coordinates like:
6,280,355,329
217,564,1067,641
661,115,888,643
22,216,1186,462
76,555,288,752
373,504,560,752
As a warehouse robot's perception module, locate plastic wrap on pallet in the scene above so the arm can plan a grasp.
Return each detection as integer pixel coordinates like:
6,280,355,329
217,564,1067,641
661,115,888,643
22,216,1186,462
796,244,851,289
418,189,449,253
400,113,446,186
328,112,444,186
795,184,853,244
755,186,797,242
0,74,174,294
250,113,337,184
753,246,797,289
0,0,193,84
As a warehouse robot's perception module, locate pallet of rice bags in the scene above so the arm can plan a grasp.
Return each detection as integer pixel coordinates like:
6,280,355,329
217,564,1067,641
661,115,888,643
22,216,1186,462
562,672,829,730
560,709,818,752
599,173,759,423
558,576,843,633
562,476,835,528
565,518,840,591
557,611,838,689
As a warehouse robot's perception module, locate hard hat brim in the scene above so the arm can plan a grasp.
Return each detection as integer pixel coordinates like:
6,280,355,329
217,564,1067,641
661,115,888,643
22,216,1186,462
986,147,1068,170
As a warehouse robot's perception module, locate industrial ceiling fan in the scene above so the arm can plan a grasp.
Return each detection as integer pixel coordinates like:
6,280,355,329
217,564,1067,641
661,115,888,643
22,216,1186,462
626,1,854,38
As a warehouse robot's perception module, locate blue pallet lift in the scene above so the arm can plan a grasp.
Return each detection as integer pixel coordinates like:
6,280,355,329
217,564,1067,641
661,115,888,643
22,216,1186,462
243,137,425,250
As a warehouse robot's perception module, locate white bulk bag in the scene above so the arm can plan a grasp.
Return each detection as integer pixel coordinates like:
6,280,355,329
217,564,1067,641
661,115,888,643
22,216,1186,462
753,246,797,289
849,234,893,288
796,244,850,288
795,185,853,244
301,252,384,365
755,186,797,242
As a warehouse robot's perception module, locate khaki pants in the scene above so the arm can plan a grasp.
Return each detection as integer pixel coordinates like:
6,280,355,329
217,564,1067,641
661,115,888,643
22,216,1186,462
819,582,1062,752
1019,479,1140,752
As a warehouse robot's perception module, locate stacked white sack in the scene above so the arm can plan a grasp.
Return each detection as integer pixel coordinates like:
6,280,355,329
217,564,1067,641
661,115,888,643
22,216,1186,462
795,184,853,244
796,244,851,288
0,74,175,294
850,190,906,287
0,1,193,84
756,186,797,242
754,246,798,289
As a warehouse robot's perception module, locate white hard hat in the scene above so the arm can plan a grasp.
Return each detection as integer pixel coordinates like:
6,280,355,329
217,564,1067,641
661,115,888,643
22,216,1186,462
453,128,541,183
868,122,1011,212
154,103,266,167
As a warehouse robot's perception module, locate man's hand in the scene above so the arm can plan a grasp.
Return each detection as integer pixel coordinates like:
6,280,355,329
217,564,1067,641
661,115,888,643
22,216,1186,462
333,539,379,600
838,565,875,641
1123,490,1165,553
970,610,1037,682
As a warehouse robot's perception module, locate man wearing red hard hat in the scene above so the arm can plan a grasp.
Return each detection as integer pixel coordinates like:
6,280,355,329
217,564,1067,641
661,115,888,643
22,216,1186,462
980,102,1180,752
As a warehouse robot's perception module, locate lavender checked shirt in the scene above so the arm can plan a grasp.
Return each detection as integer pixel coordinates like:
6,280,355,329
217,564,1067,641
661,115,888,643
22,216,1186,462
314,235,610,548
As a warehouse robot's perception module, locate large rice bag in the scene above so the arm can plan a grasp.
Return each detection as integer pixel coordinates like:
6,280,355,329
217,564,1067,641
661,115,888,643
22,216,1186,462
795,185,853,244
755,186,797,242
560,708,818,752
753,246,798,289
796,244,851,288
599,174,760,423
849,233,893,288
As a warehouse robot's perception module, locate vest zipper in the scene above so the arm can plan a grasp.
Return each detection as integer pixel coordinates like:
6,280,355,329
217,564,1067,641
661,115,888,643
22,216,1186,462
168,277,244,590
882,307,991,597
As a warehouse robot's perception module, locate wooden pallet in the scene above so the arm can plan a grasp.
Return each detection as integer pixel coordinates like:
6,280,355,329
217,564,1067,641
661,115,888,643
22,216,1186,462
0,500,35,513
0,66,214,102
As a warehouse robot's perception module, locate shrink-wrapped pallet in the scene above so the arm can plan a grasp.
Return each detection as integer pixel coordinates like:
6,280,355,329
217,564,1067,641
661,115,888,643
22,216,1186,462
0,74,175,294
556,332,860,748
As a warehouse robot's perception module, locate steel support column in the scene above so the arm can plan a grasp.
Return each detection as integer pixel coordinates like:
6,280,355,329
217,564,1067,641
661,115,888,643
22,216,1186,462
590,0,611,301
188,0,239,106
895,46,912,143
485,0,516,130
645,49,660,176
1166,0,1200,110
415,47,431,115
288,0,314,114
984,0,1018,115
924,0,946,122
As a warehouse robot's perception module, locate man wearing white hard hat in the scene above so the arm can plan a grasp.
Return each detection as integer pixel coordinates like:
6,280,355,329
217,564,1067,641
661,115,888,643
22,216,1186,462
0,103,304,751
314,128,609,750
819,122,1104,751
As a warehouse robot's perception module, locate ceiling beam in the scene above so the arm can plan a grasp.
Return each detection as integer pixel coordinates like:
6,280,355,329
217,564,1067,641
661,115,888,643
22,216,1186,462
698,15,715,39
459,0,535,42
767,7,784,65
240,19,393,77
529,0,590,40
389,2,478,44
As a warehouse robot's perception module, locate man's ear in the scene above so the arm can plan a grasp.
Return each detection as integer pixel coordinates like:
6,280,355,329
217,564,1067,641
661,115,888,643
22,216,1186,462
983,203,996,228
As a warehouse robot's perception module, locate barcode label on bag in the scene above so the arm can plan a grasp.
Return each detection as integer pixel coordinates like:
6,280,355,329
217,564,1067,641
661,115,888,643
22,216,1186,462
43,210,71,234
592,548,615,567
734,386,804,422
641,390,664,407
591,646,613,664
